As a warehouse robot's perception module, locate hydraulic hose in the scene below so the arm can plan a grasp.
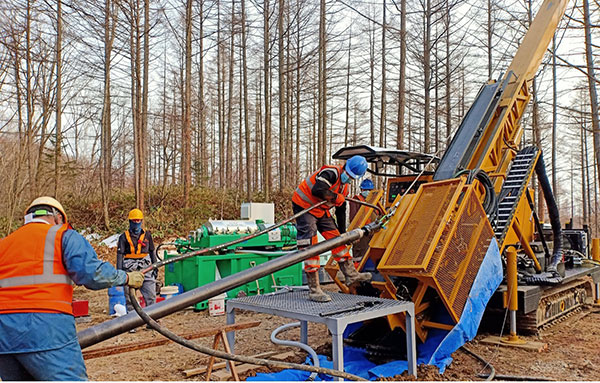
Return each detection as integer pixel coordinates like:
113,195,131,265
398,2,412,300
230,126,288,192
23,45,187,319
127,287,363,381
535,152,562,275
270,322,319,381
141,200,328,274
346,197,385,215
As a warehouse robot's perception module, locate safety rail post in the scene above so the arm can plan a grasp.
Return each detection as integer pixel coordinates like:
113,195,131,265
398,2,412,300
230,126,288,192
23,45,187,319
501,247,526,345
593,238,600,304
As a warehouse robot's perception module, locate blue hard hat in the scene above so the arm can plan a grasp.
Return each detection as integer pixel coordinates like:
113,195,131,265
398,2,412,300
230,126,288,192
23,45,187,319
345,155,368,179
360,179,374,190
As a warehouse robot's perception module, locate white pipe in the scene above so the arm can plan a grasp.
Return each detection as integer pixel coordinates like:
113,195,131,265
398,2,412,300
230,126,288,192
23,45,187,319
270,322,320,381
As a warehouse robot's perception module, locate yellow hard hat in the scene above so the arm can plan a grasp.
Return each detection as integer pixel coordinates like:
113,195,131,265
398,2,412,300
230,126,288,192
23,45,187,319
128,208,144,220
26,196,68,223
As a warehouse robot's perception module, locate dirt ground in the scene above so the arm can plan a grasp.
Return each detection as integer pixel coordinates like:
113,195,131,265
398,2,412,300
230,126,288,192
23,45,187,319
76,271,600,382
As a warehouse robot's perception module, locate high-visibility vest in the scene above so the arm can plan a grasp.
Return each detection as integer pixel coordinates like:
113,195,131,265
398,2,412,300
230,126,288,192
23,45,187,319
0,223,73,315
292,165,349,218
124,231,148,259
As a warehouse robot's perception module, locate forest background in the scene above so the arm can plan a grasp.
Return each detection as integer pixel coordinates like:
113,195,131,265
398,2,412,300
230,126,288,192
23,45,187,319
1,0,599,241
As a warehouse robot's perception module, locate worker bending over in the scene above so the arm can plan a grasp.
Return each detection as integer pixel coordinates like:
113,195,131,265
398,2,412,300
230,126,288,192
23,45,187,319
117,208,158,314
348,179,376,262
292,155,372,302
0,197,144,381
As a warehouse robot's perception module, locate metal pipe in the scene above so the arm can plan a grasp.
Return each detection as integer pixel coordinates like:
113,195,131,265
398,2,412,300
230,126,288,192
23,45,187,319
78,223,379,349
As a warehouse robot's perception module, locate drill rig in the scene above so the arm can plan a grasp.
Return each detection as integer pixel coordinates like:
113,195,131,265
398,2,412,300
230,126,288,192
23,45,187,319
329,0,600,342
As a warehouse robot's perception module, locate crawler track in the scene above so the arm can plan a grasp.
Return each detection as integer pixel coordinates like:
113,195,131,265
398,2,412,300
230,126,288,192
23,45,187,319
517,279,593,333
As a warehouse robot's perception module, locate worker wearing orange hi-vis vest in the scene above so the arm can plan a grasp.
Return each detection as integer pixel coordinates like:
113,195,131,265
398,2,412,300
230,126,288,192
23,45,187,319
116,209,158,316
292,155,372,302
0,197,144,381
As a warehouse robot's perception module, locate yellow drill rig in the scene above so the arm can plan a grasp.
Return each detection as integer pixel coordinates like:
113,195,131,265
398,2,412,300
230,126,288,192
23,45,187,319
327,0,600,343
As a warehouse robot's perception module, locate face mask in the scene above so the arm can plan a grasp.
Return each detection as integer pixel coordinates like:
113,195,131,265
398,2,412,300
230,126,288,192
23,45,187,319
340,172,351,184
129,221,142,235
361,191,370,198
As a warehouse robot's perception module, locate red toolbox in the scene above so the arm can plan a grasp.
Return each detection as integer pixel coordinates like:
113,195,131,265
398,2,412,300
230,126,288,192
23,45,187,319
72,300,89,317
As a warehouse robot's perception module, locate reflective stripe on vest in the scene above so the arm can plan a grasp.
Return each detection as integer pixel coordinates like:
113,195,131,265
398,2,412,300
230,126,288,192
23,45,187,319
0,225,72,288
293,165,348,217
124,231,148,259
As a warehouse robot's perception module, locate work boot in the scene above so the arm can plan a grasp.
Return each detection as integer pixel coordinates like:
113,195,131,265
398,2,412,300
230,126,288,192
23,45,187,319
338,260,371,286
306,272,331,302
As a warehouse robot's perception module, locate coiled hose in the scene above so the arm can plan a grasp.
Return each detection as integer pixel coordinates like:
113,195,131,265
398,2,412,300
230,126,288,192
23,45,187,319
270,322,319,381
128,287,363,380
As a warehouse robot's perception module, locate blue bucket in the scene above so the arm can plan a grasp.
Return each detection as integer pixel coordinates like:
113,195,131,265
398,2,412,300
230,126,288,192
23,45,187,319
108,286,126,315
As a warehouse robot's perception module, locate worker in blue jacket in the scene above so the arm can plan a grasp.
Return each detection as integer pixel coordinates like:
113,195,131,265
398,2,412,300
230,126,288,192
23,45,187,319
0,197,144,381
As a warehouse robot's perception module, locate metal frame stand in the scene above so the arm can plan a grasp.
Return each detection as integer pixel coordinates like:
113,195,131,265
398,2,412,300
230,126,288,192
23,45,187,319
225,290,417,380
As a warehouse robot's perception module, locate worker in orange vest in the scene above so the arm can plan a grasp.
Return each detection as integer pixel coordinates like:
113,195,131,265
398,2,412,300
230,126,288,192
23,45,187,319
348,179,375,262
0,197,144,380
292,155,372,302
116,209,158,317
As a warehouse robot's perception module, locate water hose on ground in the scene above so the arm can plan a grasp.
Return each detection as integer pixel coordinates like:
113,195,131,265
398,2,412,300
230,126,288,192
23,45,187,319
460,346,495,381
270,322,319,381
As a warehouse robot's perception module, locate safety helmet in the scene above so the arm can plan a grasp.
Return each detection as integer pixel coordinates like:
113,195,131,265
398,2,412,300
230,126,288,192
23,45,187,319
25,196,68,223
128,208,144,220
344,155,368,179
360,179,374,190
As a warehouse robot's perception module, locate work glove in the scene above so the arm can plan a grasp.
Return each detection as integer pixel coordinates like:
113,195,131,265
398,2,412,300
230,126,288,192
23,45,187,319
333,193,345,207
127,271,145,289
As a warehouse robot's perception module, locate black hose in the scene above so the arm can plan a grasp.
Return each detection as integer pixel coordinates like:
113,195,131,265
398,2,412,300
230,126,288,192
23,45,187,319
461,346,496,381
535,152,562,275
127,282,365,381
454,169,497,215
477,373,554,381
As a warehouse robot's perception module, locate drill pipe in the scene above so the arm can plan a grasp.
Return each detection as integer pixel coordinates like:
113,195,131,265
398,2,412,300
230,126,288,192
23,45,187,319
78,223,380,349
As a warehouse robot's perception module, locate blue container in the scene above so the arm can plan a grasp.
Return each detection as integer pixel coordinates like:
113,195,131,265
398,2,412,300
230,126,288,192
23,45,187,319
108,286,126,315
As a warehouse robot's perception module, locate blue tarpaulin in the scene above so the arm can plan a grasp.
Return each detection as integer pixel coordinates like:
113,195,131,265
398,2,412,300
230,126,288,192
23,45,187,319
248,239,502,381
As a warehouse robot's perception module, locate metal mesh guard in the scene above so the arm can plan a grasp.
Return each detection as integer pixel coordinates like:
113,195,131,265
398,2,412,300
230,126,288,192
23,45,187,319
227,290,410,318
434,192,493,320
381,180,460,270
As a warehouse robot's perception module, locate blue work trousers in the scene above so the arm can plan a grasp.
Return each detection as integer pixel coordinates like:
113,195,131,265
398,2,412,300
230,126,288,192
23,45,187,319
0,340,87,381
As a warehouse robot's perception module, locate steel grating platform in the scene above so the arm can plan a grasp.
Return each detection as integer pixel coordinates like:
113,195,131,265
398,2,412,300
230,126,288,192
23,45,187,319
225,289,417,380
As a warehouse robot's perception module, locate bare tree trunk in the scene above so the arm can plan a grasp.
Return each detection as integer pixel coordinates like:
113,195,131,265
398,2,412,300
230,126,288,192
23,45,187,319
100,0,116,229
226,0,235,185
380,0,386,148
54,0,62,197
397,0,406,150
142,0,149,198
26,0,34,197
264,0,272,198
444,0,451,147
423,0,431,153
183,0,192,206
344,34,351,147
318,0,327,164
582,0,600,197
218,0,225,188
241,0,251,199
278,0,286,189
581,123,588,226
